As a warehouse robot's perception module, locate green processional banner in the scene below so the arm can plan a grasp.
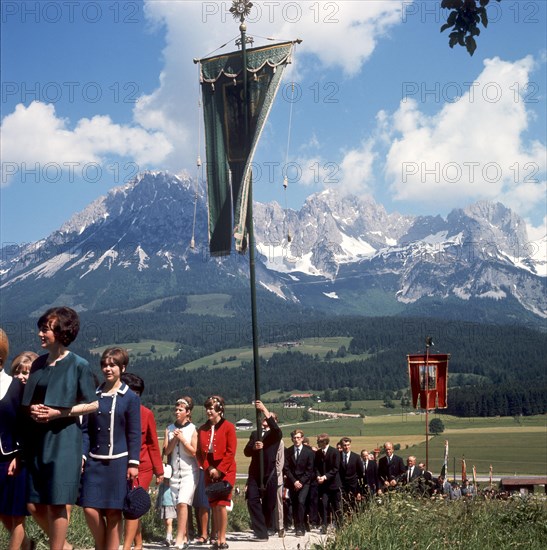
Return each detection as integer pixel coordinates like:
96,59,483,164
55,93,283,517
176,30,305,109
199,41,294,256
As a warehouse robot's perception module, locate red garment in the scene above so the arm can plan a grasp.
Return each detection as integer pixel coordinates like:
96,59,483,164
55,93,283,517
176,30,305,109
197,418,237,506
137,405,164,489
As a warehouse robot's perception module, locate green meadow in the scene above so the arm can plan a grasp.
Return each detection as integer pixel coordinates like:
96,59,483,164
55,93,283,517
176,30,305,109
90,339,180,358
178,336,355,370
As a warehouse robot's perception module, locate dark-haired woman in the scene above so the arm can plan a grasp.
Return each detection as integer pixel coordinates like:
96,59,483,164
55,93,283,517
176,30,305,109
197,396,236,550
22,307,98,550
79,347,141,550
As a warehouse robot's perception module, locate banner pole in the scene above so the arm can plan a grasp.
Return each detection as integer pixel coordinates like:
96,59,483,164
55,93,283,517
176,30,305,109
424,336,432,471
238,5,264,493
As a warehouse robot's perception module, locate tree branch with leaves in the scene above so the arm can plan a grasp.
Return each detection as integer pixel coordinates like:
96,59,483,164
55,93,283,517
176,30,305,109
441,0,501,56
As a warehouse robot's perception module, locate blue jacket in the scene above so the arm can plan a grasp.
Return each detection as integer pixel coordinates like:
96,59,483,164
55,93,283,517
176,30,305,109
82,383,141,465
0,371,24,458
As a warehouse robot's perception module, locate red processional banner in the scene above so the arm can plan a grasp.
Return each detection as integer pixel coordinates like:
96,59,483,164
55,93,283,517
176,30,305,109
407,353,450,410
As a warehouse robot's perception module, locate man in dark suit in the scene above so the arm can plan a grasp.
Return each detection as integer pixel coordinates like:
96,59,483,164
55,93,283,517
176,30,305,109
339,437,363,511
283,429,314,537
401,455,423,487
360,449,379,497
378,441,405,491
315,433,341,533
244,400,283,541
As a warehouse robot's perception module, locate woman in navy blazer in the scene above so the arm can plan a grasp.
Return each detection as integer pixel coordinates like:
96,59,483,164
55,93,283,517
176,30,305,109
79,347,141,550
0,329,32,550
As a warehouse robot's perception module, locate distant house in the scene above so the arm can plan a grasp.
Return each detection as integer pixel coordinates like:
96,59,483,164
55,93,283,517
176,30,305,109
500,476,547,494
291,393,314,399
283,398,299,408
235,418,254,430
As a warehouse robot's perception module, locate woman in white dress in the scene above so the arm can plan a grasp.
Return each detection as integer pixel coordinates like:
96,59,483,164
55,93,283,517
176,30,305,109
164,397,198,550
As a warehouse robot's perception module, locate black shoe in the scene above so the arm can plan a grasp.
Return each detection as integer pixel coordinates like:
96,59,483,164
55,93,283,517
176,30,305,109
278,529,285,538
321,526,328,534
295,530,305,537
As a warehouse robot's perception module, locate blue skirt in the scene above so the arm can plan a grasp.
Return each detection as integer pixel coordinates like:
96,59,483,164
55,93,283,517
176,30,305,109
79,456,128,509
0,460,29,516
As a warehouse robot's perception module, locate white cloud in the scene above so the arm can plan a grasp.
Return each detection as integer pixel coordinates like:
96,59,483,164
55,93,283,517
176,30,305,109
382,56,546,219
0,101,172,184
136,0,407,172
526,216,547,243
338,139,376,195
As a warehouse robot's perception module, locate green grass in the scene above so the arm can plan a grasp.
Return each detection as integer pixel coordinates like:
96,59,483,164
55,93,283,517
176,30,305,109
90,339,180,358
316,493,547,550
179,336,356,370
185,293,234,316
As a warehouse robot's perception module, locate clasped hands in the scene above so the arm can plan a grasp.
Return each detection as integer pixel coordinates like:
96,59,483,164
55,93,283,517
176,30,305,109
30,404,61,423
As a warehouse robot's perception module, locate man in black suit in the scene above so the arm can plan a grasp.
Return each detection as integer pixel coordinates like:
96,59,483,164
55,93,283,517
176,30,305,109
339,437,363,511
244,400,283,541
378,441,406,491
315,433,341,533
401,455,423,487
283,429,315,537
360,449,379,497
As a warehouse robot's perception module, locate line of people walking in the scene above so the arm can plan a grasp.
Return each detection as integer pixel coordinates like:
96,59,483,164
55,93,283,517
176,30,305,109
0,308,238,550
242,404,438,544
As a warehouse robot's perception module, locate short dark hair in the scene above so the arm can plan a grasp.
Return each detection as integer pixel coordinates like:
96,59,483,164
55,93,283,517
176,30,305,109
101,347,129,371
37,307,80,346
121,372,144,395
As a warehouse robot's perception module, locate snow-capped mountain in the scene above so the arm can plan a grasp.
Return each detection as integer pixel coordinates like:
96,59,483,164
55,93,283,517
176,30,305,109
1,172,545,322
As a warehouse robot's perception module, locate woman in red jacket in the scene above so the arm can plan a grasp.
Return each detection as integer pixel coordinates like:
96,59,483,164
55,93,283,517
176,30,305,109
197,396,236,550
121,373,164,550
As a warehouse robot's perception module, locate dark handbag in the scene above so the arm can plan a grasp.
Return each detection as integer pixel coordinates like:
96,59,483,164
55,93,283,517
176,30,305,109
205,480,232,499
123,479,151,519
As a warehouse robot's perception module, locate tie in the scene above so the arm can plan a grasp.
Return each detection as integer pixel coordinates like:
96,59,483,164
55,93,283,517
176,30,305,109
344,453,348,466
295,447,300,461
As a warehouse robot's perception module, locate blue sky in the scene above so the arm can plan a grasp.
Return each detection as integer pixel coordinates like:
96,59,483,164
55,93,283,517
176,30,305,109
1,0,546,246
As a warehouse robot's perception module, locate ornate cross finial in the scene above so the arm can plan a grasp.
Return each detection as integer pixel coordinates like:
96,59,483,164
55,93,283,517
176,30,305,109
230,0,253,23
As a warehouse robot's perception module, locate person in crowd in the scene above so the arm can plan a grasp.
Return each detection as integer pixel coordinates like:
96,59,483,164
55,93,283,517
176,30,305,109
22,307,98,550
122,373,164,550
164,397,199,550
360,449,379,497
449,482,462,500
155,464,176,547
378,441,405,491
197,396,236,550
190,462,211,546
418,461,435,496
315,433,341,534
338,437,363,511
244,400,282,542
78,347,141,550
10,352,38,385
273,433,285,538
402,455,423,488
0,330,33,550
283,429,314,537
302,436,319,530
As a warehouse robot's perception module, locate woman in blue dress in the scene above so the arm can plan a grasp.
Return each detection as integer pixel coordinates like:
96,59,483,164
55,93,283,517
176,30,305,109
22,307,98,550
79,347,141,550
0,329,32,550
